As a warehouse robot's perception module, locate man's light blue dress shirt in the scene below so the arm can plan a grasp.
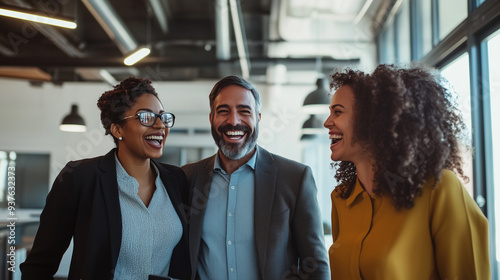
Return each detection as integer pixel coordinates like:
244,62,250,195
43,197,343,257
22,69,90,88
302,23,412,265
197,151,259,280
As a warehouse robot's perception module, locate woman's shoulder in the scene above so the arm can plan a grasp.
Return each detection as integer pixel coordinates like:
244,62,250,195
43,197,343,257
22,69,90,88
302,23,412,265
426,169,463,194
425,169,477,209
437,169,461,184
54,150,118,181
67,155,105,168
57,154,106,176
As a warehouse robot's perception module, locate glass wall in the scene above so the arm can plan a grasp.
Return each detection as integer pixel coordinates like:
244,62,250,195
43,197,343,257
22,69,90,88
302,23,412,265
378,0,411,64
395,0,411,63
437,0,468,40
484,29,500,280
440,54,474,196
419,0,434,58
378,23,396,64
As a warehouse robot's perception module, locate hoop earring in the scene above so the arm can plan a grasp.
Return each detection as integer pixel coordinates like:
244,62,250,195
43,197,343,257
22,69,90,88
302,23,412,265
119,137,123,141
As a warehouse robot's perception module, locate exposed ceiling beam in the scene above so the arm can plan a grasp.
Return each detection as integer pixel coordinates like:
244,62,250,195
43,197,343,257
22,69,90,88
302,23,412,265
81,0,138,54
0,55,358,68
0,66,51,81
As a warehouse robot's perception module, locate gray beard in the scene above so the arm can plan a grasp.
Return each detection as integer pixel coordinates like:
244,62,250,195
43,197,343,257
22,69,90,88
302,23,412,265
212,124,259,160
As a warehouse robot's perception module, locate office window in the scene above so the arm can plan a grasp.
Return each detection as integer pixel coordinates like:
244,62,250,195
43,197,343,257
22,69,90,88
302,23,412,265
418,0,434,57
395,0,411,63
379,23,396,64
0,151,50,209
437,0,468,40
485,29,500,278
440,53,473,196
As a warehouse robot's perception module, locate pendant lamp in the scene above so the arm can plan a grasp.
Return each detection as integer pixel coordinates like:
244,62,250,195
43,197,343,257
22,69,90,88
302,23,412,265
59,104,87,132
301,115,324,135
303,78,331,114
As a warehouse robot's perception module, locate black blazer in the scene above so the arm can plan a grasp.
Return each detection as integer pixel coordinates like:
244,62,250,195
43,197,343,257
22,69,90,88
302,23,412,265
20,149,191,280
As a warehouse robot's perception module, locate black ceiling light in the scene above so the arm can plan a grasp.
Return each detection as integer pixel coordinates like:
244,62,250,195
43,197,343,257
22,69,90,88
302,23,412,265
303,77,331,114
59,104,87,132
301,115,324,135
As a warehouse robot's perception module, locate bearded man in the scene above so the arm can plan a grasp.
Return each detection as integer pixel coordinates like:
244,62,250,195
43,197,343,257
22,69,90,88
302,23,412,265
182,76,329,280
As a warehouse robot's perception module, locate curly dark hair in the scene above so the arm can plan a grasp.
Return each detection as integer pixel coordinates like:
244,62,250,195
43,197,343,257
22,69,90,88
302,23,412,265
97,76,159,145
331,64,469,209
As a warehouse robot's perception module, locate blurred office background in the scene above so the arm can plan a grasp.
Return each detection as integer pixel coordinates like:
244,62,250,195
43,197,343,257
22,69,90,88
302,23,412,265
0,0,499,279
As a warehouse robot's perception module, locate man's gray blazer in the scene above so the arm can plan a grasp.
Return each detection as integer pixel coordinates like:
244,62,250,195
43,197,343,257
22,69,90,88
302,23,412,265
182,145,329,280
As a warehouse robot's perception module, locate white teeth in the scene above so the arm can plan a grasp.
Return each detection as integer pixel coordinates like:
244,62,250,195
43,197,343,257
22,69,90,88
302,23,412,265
329,134,343,140
145,135,163,140
226,131,244,136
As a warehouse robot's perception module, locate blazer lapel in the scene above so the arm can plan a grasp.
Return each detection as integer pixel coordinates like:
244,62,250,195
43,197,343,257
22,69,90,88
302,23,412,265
98,149,122,270
155,161,189,227
253,146,277,275
189,156,215,271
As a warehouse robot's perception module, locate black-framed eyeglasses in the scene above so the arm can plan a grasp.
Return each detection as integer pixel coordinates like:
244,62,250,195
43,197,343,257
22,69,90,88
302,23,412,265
120,112,175,128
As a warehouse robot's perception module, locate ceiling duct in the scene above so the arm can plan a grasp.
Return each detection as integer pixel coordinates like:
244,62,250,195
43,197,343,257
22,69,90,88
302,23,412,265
82,0,138,54
147,0,169,34
229,0,250,78
215,0,232,77
215,0,231,60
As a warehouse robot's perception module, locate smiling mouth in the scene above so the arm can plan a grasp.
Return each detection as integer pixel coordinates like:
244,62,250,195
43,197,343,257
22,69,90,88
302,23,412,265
225,130,245,140
330,134,343,145
145,135,163,145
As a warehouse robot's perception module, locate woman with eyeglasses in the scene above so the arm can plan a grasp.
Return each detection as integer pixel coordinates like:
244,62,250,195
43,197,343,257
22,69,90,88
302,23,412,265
21,77,190,280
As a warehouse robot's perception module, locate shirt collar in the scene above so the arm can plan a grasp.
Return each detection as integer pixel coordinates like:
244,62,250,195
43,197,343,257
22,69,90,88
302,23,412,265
114,153,160,190
345,177,365,207
213,148,258,173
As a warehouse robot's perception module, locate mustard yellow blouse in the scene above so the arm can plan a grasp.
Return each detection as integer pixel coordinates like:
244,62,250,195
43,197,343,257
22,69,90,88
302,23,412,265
329,170,490,280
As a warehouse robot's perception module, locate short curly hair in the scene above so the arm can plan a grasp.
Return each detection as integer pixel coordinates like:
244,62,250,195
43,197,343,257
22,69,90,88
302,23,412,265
331,64,469,209
97,76,159,145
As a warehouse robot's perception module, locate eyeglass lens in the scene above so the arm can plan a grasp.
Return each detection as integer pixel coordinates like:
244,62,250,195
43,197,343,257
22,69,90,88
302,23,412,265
138,112,174,127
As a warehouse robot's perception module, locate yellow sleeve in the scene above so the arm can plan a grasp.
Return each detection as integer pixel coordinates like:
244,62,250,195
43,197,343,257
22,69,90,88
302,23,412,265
430,170,491,279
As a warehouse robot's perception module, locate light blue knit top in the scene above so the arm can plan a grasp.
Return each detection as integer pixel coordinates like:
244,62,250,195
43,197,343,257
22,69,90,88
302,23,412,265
113,155,183,280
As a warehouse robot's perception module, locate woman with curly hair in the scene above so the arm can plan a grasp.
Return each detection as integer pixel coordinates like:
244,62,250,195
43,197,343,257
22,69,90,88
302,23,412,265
21,77,190,280
324,64,490,279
